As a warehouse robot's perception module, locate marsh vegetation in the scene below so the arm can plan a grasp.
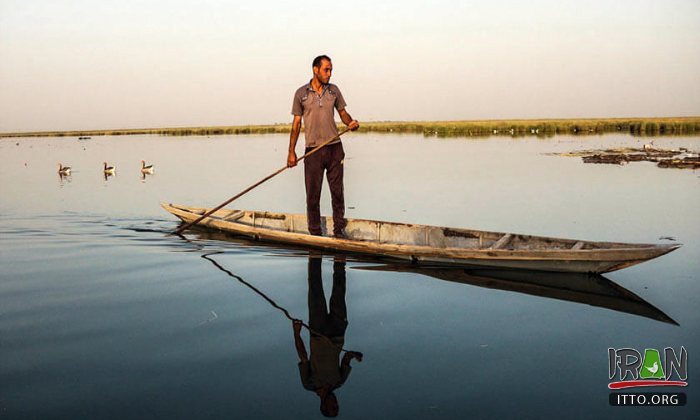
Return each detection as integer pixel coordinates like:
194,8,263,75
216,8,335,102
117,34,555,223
2,117,699,139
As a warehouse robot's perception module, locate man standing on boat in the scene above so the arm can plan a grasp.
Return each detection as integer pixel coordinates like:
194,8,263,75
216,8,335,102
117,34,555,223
287,55,360,238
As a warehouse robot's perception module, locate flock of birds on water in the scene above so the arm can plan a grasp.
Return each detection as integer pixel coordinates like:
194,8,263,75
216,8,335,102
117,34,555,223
57,160,154,179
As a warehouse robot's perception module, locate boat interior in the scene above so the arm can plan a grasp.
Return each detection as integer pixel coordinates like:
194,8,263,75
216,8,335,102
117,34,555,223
172,205,646,251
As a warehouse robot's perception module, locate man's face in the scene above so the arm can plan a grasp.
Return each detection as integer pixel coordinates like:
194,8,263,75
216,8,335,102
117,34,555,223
313,59,333,85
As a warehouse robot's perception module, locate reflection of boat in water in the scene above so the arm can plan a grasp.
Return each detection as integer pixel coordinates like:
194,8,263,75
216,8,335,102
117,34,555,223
163,204,680,274
183,229,678,326
355,264,678,325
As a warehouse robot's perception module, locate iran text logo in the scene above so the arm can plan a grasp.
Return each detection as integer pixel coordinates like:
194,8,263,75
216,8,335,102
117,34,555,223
608,347,688,389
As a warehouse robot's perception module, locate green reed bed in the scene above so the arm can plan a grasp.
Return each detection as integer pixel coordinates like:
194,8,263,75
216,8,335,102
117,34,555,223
2,117,699,139
0,124,293,138
359,117,700,138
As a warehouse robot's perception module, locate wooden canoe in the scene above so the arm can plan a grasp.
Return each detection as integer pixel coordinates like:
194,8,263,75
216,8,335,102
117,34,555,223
162,203,681,274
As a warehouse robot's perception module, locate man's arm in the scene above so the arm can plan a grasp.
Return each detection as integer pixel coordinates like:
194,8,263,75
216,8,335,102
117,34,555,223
338,109,359,131
293,319,308,362
287,115,302,167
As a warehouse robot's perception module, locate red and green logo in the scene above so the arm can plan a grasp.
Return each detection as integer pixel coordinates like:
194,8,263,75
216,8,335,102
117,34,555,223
608,347,688,389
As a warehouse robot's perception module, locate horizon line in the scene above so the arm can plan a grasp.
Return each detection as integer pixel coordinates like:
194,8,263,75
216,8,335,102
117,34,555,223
2,116,700,137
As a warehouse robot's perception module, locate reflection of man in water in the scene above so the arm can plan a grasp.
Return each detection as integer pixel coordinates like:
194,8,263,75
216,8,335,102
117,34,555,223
292,256,362,417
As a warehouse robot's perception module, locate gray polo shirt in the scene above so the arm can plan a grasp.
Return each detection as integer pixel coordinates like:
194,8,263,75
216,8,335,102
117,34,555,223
291,82,347,148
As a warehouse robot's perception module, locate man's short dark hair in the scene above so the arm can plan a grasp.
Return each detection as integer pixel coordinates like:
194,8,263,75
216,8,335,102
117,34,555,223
313,55,332,69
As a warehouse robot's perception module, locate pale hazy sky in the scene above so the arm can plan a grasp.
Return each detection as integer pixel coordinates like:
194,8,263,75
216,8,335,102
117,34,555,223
1,0,699,132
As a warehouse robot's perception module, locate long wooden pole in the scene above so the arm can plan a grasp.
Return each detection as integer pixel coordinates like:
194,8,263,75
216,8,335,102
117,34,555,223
173,127,351,235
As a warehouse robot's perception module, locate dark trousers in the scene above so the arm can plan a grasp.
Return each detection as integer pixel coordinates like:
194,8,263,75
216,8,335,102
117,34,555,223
304,142,346,236
308,257,348,338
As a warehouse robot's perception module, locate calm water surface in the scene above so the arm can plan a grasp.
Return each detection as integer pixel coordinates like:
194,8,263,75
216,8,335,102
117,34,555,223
1,133,699,419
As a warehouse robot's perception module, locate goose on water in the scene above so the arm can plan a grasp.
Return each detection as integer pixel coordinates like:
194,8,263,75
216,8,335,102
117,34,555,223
140,160,154,174
58,163,71,175
103,162,116,175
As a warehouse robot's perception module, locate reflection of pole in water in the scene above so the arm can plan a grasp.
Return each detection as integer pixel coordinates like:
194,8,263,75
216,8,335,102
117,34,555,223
200,252,358,354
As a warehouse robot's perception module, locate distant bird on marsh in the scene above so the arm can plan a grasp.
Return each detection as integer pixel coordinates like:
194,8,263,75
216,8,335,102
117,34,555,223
58,163,71,175
140,160,154,174
103,162,116,175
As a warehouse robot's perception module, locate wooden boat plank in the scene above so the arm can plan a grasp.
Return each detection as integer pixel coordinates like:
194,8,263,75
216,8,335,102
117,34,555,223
571,241,585,250
489,233,513,249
